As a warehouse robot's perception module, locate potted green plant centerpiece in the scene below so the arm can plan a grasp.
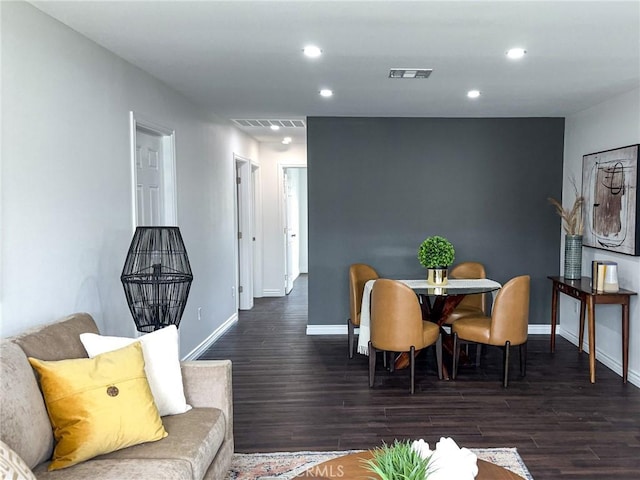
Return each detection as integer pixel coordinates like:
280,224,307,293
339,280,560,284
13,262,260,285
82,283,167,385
363,440,432,480
418,235,455,286
363,437,479,480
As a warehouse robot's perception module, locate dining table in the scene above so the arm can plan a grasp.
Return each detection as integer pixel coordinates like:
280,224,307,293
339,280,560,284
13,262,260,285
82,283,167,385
356,278,502,377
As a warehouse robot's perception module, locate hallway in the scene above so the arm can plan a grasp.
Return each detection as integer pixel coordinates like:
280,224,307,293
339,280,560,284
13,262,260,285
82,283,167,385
200,274,640,479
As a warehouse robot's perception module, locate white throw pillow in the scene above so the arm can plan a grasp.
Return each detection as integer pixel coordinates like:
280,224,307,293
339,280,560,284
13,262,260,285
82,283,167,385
80,325,191,416
0,440,37,480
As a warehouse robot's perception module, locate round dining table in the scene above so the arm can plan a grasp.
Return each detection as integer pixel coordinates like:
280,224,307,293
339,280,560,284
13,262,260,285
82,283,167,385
359,279,502,376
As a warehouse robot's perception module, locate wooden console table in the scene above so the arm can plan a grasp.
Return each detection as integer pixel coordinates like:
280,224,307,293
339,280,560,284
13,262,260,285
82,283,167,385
548,276,636,384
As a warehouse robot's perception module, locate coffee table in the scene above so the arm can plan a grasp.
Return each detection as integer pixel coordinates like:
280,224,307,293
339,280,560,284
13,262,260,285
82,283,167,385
293,451,524,479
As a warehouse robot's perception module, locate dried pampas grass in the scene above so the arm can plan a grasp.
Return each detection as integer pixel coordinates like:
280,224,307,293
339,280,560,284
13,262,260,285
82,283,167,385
548,180,584,236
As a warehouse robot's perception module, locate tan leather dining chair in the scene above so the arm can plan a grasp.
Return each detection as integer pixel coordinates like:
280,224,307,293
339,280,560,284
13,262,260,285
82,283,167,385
445,261,487,325
348,263,379,358
369,279,442,394
452,275,530,388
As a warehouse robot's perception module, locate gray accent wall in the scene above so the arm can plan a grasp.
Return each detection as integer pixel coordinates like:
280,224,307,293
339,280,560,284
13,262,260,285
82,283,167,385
307,117,565,326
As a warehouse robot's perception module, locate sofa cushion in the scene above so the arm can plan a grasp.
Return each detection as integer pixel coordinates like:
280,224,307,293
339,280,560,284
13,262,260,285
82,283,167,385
97,408,225,480
80,325,191,416
28,343,167,471
32,458,193,480
14,313,98,361
0,340,54,469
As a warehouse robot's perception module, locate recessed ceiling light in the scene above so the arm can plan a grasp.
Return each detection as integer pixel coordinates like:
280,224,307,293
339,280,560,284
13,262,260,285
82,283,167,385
282,137,292,144
319,89,333,98
270,124,280,131
467,90,481,99
303,45,322,58
506,47,527,59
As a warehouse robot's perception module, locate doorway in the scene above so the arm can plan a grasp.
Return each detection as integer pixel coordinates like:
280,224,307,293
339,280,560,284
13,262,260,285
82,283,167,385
235,155,255,310
129,112,177,228
282,167,308,294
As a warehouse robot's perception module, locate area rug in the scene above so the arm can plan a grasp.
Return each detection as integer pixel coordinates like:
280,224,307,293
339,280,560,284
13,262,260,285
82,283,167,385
226,448,533,479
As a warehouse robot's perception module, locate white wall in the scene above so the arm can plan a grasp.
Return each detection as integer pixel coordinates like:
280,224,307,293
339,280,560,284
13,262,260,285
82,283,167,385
0,1,258,358
561,86,640,386
258,143,307,296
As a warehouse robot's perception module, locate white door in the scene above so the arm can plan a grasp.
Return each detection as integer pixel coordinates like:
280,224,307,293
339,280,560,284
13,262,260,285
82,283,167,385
136,129,164,226
235,158,254,310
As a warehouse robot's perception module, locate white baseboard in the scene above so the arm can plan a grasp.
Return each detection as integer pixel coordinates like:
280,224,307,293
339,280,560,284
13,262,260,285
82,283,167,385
528,324,551,335
182,312,238,360
262,288,284,297
306,324,349,335
559,326,639,388
306,324,550,336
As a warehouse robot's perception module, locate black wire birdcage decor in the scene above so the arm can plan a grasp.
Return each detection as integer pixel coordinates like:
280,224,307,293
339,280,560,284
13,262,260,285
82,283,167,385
121,227,193,333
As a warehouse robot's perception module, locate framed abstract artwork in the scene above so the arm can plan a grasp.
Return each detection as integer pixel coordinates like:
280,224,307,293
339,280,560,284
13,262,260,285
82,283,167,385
582,144,639,256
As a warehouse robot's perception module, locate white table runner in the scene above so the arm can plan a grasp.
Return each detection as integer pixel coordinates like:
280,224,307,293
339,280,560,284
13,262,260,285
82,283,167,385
356,278,502,355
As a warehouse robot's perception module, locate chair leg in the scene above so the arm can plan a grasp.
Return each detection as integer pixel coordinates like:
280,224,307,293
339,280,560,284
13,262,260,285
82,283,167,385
435,334,443,380
520,342,527,377
503,341,511,388
409,345,415,394
347,318,355,359
452,333,459,379
368,342,376,387
475,344,482,367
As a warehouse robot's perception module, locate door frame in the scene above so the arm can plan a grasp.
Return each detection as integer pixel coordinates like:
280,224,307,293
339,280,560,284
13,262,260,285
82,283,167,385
129,111,177,230
234,154,254,310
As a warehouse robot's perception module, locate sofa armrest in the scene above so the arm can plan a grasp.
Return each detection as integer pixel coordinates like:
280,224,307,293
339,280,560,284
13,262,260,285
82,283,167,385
181,360,233,442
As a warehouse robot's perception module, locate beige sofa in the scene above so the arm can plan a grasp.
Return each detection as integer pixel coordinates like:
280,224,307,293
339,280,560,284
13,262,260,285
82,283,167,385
0,313,233,479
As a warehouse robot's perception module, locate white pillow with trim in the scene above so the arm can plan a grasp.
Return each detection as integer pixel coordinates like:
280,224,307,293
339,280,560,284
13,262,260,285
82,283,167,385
0,440,37,480
80,325,191,416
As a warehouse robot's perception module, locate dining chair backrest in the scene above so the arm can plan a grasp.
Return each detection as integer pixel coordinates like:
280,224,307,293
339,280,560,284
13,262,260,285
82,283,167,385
450,261,487,313
370,279,425,352
489,275,530,346
349,263,379,327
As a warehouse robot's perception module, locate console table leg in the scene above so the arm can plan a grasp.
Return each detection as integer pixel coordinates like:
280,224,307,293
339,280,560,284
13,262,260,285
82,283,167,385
587,296,596,384
578,300,586,353
622,303,629,384
550,283,558,353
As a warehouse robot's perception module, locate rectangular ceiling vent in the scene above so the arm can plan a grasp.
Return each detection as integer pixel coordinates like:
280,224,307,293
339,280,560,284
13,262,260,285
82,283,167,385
232,119,306,128
389,68,432,79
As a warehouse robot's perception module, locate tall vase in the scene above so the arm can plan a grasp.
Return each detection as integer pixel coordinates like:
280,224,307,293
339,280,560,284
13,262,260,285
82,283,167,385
564,234,583,280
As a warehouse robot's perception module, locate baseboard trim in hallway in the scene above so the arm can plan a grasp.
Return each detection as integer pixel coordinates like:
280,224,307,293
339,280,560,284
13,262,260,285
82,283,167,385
182,312,238,360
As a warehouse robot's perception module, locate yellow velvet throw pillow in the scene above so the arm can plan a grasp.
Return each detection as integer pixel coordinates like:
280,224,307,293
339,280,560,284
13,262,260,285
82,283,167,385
28,342,167,471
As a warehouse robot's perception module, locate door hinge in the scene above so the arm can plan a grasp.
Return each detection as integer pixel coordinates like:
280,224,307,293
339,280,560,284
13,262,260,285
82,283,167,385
236,176,241,184
239,286,244,293
238,232,243,239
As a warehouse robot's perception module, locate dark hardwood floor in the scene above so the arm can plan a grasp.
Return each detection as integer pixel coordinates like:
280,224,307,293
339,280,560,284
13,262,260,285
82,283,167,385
200,274,640,479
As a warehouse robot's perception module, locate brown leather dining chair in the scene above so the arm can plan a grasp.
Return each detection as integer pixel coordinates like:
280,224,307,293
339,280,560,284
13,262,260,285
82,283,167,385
445,261,487,325
369,279,442,394
348,263,379,358
452,275,530,388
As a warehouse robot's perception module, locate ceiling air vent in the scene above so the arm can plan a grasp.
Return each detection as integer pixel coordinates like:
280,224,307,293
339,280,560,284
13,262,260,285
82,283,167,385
232,119,306,129
389,68,432,79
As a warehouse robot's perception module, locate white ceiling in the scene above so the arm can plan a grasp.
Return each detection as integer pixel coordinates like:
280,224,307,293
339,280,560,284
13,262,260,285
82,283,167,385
31,1,640,143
